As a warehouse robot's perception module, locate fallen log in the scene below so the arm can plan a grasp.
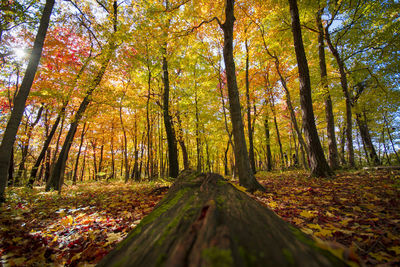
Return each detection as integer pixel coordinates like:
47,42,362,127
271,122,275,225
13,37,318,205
97,170,346,267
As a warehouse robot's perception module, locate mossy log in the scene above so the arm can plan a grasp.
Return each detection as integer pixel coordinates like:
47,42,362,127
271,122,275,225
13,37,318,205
97,170,345,267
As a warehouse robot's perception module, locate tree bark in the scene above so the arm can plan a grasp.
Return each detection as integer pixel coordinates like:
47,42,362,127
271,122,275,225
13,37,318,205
0,0,55,202
162,51,179,178
355,111,380,166
28,105,66,187
264,110,273,171
98,170,346,267
72,123,87,185
384,115,400,164
176,110,190,170
288,0,332,177
220,0,264,192
316,10,339,170
14,104,44,185
324,24,355,168
120,99,130,182
195,87,202,173
245,37,256,174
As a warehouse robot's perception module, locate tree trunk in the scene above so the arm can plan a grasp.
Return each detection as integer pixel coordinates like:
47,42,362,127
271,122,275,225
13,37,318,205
120,102,130,182
28,105,66,187
132,115,140,181
177,111,190,170
15,104,44,185
221,0,264,192
355,111,380,166
245,37,256,174
384,114,400,164
195,89,202,173
339,126,347,165
324,24,355,168
0,0,54,202
271,99,285,168
264,110,273,171
316,10,339,170
8,148,14,186
288,0,332,177
98,170,346,267
72,123,87,185
162,50,179,178
218,64,234,176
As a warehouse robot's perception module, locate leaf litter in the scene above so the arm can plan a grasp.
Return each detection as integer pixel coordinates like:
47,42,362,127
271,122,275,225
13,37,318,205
253,169,400,266
0,169,399,266
0,181,170,266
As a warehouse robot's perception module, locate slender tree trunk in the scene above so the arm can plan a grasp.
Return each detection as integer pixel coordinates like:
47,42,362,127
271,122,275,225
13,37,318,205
111,123,115,179
132,115,140,181
288,0,332,177
381,127,390,164
384,115,400,163
324,24,355,168
28,105,66,186
72,123,87,185
162,51,179,178
218,65,234,175
317,10,339,170
138,131,146,180
264,110,272,171
195,88,202,173
145,47,153,178
15,104,43,185
340,126,347,165
176,110,189,169
355,111,380,165
120,102,130,182
275,70,308,169
0,0,54,202
81,146,86,182
221,0,264,191
245,37,256,174
91,140,98,180
270,98,284,168
360,128,371,165
7,147,15,186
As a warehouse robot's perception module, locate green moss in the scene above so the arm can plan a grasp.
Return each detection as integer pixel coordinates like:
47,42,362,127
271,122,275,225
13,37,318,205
215,195,225,208
216,178,227,186
114,187,191,250
156,194,196,246
238,246,257,266
282,248,295,265
288,225,315,247
155,253,167,267
289,225,346,265
202,247,233,267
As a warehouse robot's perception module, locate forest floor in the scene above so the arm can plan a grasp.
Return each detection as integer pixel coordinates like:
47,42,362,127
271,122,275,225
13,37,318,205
0,169,399,266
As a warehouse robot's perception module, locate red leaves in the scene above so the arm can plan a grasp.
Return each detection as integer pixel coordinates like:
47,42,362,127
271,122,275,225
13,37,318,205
0,182,170,266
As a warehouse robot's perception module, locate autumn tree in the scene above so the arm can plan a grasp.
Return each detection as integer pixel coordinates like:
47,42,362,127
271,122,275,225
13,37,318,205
288,0,332,177
0,0,55,202
219,0,264,191
46,1,119,191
